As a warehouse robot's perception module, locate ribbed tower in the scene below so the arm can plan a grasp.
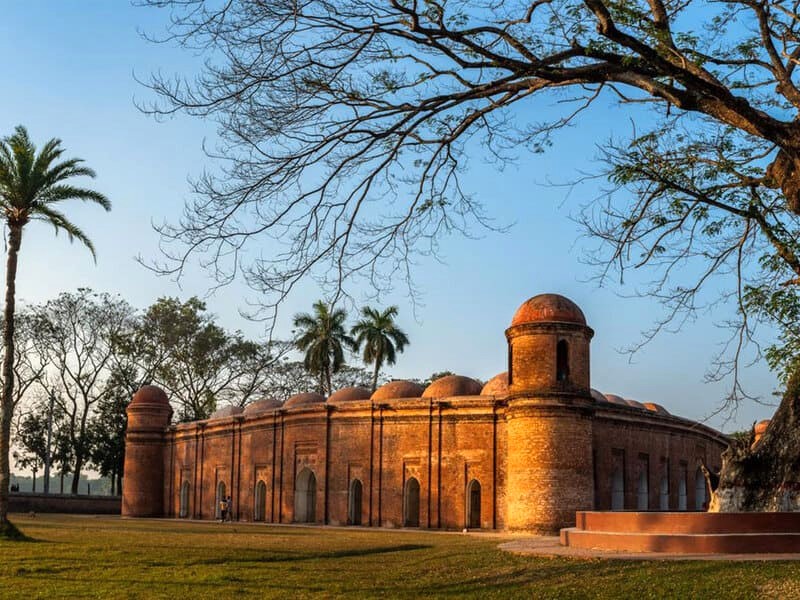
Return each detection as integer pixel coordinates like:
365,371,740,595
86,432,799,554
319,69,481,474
504,294,595,532
122,385,172,517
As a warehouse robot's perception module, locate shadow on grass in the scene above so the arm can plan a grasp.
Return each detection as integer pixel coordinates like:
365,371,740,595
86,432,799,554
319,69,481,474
0,520,35,542
190,543,431,566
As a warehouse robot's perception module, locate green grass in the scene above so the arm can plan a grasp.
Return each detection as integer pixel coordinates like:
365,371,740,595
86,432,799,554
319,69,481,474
0,515,799,598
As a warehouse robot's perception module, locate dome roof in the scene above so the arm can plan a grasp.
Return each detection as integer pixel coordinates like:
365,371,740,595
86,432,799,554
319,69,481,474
643,402,669,415
210,405,244,419
130,385,169,407
624,399,646,410
604,394,627,406
328,386,372,404
510,294,586,327
590,388,607,403
371,380,425,401
423,375,482,398
243,397,283,416
284,392,326,408
481,372,509,397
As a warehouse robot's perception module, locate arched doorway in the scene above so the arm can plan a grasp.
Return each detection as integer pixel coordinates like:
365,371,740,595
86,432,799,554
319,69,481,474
611,469,624,510
294,468,316,523
179,481,190,518
695,468,707,510
254,480,267,522
403,477,420,527
466,479,481,529
678,467,688,510
659,474,669,510
215,481,226,520
637,469,649,510
348,479,363,525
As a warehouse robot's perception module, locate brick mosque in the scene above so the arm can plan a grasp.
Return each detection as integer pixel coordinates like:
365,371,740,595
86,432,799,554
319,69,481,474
122,293,728,532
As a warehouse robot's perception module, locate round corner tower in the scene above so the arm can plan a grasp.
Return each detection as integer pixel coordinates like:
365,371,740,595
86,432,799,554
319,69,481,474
504,293,595,532
122,385,172,517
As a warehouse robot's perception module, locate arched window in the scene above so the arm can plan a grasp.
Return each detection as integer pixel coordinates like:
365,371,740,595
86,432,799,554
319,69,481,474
179,481,190,518
215,481,226,520
637,469,649,510
254,480,267,522
556,340,569,382
611,469,624,510
404,477,420,527
294,468,317,523
467,479,481,529
678,466,688,510
695,468,707,511
348,479,363,526
659,474,669,510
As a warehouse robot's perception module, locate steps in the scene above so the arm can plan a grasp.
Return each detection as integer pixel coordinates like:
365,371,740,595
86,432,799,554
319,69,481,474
560,511,800,554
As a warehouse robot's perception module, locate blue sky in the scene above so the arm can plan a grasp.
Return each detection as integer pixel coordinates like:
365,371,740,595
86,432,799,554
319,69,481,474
0,2,780,432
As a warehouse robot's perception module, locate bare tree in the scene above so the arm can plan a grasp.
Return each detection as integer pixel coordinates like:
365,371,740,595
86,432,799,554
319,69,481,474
32,290,136,494
140,0,800,510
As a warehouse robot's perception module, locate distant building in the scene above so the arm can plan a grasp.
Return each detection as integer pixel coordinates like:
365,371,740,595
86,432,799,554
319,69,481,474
122,293,726,532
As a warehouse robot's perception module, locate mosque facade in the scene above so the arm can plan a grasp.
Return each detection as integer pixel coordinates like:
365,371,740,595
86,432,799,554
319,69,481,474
122,294,728,532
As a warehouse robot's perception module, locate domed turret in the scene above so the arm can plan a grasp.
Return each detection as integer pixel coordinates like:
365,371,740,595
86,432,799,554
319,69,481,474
123,385,173,518
423,375,482,398
511,294,587,327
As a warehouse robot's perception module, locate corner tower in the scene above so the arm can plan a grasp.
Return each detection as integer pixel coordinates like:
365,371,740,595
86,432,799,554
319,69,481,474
504,294,595,532
122,385,172,517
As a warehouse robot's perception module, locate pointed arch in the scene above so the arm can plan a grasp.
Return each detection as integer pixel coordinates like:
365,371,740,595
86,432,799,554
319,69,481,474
466,479,481,529
556,339,569,382
695,467,707,511
348,479,363,525
611,468,624,510
403,477,420,527
294,468,317,523
254,480,267,522
179,481,190,518
215,481,227,520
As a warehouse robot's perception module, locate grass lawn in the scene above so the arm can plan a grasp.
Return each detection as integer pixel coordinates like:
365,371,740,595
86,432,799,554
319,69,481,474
1,515,799,599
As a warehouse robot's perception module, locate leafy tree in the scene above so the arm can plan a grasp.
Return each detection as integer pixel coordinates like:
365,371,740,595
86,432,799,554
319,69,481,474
12,395,71,495
32,290,135,495
120,297,289,421
86,366,131,496
351,306,409,391
262,360,377,402
0,126,109,530
140,1,800,510
293,301,356,396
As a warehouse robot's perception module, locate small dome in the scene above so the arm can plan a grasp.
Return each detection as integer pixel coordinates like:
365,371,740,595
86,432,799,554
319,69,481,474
244,397,282,416
284,392,326,408
481,372,509,396
371,380,425,401
624,399,646,410
590,388,607,403
210,405,244,419
604,394,627,405
328,386,372,404
423,375,482,398
643,402,669,415
510,294,586,327
130,385,169,406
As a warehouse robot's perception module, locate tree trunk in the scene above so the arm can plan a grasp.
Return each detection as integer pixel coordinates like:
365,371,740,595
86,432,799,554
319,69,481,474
0,224,22,528
711,365,800,512
372,360,380,393
71,454,83,495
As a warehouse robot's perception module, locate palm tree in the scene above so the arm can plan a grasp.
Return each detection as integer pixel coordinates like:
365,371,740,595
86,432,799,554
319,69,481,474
0,126,110,533
293,301,355,396
351,306,409,392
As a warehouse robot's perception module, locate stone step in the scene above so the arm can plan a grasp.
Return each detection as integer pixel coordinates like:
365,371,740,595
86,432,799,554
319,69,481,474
575,511,800,534
560,527,800,554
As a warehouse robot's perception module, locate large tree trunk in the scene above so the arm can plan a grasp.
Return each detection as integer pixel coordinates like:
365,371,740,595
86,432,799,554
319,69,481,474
711,365,800,512
0,224,22,530
71,454,83,495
